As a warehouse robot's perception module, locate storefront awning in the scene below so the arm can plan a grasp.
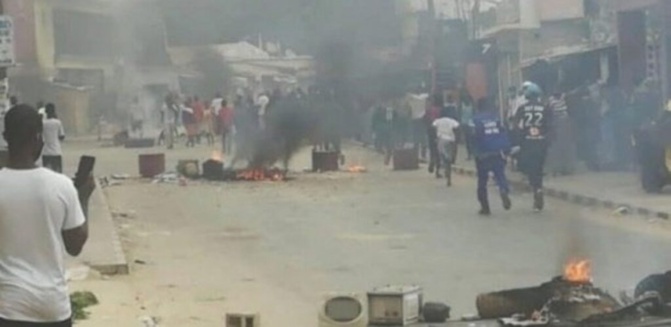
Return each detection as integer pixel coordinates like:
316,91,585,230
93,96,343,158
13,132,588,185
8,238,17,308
521,43,616,68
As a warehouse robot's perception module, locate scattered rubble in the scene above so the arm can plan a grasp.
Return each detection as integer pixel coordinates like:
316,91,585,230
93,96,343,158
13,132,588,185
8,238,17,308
111,173,131,180
112,210,137,219
139,315,160,327
66,266,91,282
152,172,179,184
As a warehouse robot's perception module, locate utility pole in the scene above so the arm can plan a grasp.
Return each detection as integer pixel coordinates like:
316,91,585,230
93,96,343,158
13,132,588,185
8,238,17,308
472,0,480,39
428,0,437,93
0,0,6,81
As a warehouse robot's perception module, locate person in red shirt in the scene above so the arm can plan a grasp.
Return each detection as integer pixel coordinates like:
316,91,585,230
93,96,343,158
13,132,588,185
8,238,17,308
218,100,234,154
191,96,205,143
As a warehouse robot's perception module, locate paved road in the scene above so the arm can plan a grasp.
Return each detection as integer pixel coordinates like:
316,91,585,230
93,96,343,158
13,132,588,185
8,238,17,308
61,141,671,327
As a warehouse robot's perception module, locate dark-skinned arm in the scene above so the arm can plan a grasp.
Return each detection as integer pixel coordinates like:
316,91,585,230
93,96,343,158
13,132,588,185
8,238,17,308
62,176,94,256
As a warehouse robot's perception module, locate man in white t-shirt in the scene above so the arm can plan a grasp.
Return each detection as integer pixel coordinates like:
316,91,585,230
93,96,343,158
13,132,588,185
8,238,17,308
210,93,224,116
256,93,270,130
432,108,460,184
42,103,66,173
0,105,94,327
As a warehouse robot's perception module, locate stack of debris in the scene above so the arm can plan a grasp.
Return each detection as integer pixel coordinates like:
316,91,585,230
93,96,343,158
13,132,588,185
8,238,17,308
476,261,671,327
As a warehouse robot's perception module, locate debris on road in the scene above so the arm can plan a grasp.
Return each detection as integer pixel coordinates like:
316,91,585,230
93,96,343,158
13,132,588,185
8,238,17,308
423,302,451,323
99,177,122,188
152,172,179,184
139,315,160,327
66,266,91,282
112,210,137,219
111,173,131,180
612,206,630,216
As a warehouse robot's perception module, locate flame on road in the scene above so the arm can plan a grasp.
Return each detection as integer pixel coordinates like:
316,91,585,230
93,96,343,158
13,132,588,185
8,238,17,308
236,169,285,181
346,165,367,173
211,150,223,162
563,259,592,283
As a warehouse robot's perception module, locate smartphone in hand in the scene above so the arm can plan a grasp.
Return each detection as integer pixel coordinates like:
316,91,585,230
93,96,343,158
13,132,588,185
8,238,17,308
74,156,96,188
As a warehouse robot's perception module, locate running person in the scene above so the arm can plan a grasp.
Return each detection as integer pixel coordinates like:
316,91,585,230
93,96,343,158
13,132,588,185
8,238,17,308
432,107,460,186
472,98,512,216
513,83,553,212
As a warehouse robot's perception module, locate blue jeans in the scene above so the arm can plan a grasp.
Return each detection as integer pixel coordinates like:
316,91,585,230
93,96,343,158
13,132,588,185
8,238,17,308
476,154,510,207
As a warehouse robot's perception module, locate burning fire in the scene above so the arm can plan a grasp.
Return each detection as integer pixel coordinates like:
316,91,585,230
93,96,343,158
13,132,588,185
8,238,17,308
211,150,224,162
236,168,285,181
563,259,592,283
346,165,367,173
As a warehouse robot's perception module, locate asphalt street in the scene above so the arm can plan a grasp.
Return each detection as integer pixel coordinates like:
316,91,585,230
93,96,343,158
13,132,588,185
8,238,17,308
61,140,671,326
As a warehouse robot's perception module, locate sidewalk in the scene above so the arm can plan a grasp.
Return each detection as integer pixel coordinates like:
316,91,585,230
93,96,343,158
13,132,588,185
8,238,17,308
451,147,671,219
66,180,129,275
60,141,129,275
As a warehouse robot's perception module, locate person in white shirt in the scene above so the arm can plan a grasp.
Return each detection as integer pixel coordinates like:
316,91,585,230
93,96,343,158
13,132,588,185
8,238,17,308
432,108,461,184
210,93,224,116
41,104,65,173
0,105,94,327
36,100,45,119
256,93,270,130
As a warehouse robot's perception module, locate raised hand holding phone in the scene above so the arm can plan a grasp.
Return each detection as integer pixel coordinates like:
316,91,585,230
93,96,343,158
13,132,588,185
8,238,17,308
74,156,96,208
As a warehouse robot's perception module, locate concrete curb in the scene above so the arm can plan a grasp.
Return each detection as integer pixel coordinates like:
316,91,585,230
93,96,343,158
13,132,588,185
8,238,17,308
83,180,130,275
453,165,671,220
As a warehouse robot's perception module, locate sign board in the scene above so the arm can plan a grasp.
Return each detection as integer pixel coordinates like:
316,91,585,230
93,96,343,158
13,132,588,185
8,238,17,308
0,16,15,67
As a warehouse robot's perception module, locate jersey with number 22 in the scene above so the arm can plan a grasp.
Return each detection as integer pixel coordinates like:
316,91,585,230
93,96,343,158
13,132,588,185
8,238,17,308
514,102,551,141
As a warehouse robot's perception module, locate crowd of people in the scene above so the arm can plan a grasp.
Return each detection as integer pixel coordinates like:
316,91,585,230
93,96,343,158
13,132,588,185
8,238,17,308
138,87,347,168
411,83,551,214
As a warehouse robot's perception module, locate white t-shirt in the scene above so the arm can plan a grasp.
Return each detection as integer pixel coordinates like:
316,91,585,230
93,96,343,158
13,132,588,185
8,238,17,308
42,118,65,156
257,95,269,117
433,117,460,142
0,168,86,322
211,98,223,116
162,103,179,125
38,107,46,121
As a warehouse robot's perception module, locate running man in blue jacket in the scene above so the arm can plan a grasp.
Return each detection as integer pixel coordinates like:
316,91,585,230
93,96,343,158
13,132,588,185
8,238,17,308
472,97,512,216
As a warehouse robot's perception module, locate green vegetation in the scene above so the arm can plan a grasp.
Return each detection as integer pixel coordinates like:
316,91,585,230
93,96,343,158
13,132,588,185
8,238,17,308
70,291,99,321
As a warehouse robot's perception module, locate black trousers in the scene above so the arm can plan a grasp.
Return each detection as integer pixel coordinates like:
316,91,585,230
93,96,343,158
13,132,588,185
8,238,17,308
427,131,440,172
518,141,548,191
0,318,71,327
42,155,63,173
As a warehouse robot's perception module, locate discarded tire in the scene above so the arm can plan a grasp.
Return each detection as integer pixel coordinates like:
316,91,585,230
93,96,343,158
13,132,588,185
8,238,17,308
422,302,450,323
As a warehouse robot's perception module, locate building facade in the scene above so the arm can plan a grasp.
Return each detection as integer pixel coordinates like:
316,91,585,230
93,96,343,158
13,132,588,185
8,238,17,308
4,0,179,135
